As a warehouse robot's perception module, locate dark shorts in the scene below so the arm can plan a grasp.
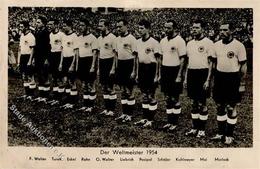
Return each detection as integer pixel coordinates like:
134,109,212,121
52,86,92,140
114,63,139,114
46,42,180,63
116,59,134,87
99,57,114,87
213,70,241,105
187,68,209,103
20,54,30,75
48,52,61,76
161,65,182,98
77,57,96,84
138,62,156,94
61,56,74,78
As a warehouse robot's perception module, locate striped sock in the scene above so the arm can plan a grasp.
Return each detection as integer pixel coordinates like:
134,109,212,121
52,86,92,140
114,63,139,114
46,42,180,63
199,109,208,131
127,97,135,116
89,91,96,108
108,93,117,111
148,100,157,121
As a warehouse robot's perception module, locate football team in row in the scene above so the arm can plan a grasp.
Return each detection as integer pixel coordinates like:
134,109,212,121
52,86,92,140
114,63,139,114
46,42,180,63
17,16,247,145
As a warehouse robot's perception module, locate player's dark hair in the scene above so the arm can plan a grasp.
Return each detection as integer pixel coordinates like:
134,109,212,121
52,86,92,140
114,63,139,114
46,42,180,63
49,18,59,25
193,19,206,28
99,19,109,27
221,22,235,31
117,19,128,26
38,15,48,25
166,19,177,29
138,19,151,29
20,20,30,29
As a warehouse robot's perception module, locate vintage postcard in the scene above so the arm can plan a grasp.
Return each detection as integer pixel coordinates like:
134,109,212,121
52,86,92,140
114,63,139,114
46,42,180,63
0,0,259,168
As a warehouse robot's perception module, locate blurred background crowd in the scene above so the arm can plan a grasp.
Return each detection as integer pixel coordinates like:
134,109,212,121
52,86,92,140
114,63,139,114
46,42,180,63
8,7,253,71
9,7,253,44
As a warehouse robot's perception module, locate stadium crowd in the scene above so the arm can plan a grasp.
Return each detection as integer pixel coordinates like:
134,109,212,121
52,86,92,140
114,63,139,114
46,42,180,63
9,7,253,45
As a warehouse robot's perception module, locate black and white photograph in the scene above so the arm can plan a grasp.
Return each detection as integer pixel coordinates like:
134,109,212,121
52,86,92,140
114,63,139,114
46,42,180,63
7,6,253,149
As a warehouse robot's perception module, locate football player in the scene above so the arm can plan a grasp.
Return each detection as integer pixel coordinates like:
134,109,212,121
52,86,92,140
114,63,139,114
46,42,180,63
58,19,78,109
46,19,64,105
159,20,186,132
184,20,214,137
17,20,36,99
211,22,247,145
33,16,51,103
134,19,161,128
114,19,137,123
76,19,98,112
97,19,117,116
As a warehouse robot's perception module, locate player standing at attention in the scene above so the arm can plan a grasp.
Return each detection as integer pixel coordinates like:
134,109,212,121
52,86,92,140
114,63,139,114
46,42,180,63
46,19,64,105
159,20,186,132
17,20,36,99
76,19,98,113
134,19,161,128
33,16,51,102
97,19,117,116
184,20,214,137
114,19,137,123
211,22,247,145
58,20,77,109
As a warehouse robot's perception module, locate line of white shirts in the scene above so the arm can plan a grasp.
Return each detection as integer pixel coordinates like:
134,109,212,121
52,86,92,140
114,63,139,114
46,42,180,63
19,31,246,73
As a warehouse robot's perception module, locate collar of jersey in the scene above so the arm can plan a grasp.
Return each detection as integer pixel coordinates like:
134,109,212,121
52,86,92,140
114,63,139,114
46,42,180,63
141,36,151,42
23,31,30,36
222,37,234,45
102,32,110,38
120,32,130,38
194,36,205,41
167,34,178,41
83,32,91,36
52,30,59,35
65,31,74,36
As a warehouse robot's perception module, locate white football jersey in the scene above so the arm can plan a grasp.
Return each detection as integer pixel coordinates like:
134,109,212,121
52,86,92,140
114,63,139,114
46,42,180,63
136,37,160,64
160,35,186,66
115,33,137,60
213,39,247,72
50,31,64,52
76,33,98,58
19,32,35,55
187,37,214,69
97,33,117,59
62,32,77,57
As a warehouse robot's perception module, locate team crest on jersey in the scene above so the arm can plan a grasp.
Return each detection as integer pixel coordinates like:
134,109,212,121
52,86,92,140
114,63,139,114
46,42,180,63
123,43,130,49
67,42,71,46
104,43,109,49
85,42,89,48
24,41,28,45
171,46,176,52
198,46,205,52
54,39,59,44
145,48,153,54
227,51,235,58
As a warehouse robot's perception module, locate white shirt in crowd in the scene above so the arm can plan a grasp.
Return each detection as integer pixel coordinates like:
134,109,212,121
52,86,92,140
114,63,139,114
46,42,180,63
97,33,117,59
49,31,64,52
187,37,214,69
19,32,35,55
136,37,160,64
76,33,98,58
160,35,186,67
62,32,77,57
213,38,247,72
115,33,137,60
